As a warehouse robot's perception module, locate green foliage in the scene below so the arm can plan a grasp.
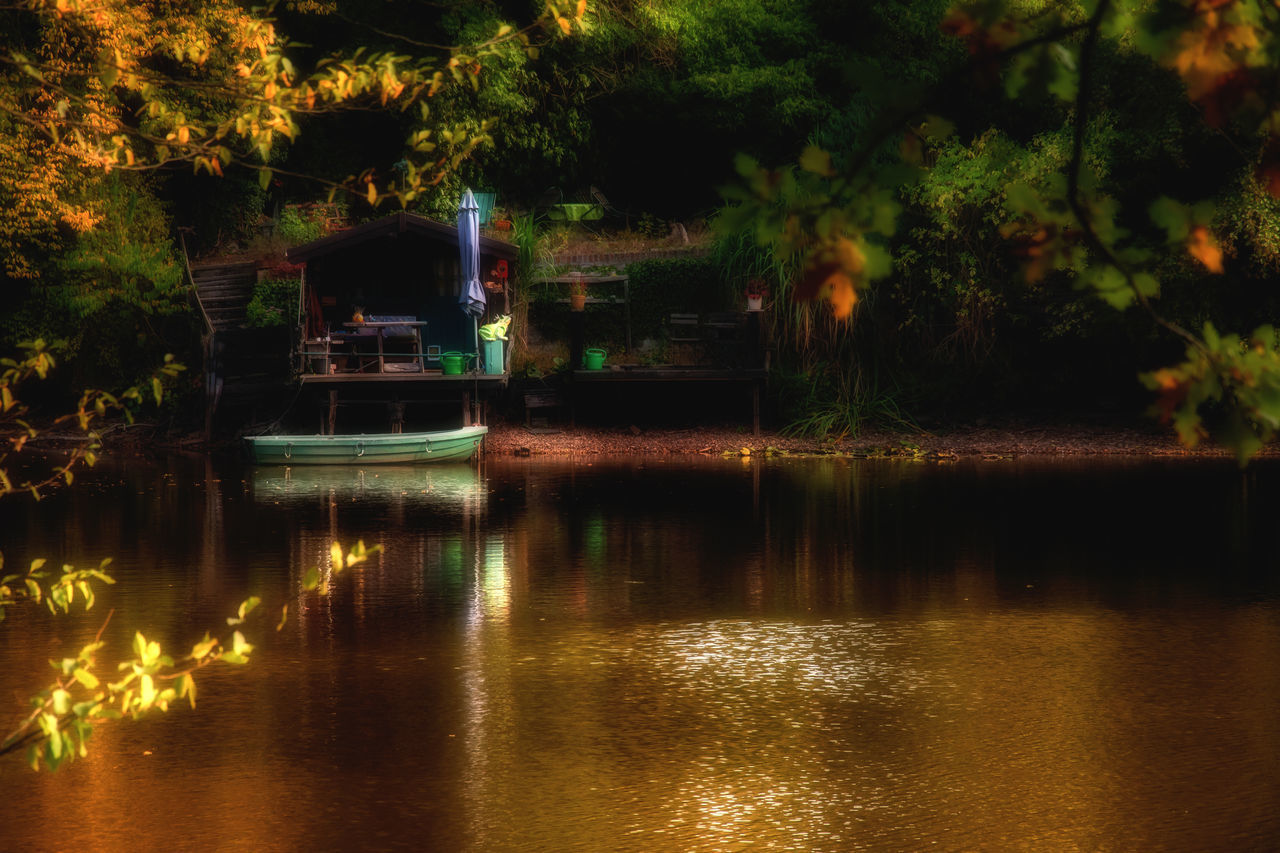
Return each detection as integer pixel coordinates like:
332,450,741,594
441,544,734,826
627,257,726,339
245,277,301,328
0,341,185,499
275,207,325,246
1142,324,1280,465
573,0,949,215
775,360,914,439
715,0,1280,457
0,555,115,624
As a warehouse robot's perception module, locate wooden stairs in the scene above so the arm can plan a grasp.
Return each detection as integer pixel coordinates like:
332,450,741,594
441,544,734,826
188,259,297,435
191,260,258,331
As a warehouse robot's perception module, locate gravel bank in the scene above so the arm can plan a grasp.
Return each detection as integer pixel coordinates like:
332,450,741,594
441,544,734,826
481,421,1246,459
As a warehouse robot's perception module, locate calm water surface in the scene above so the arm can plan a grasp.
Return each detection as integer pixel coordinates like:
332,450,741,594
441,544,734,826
1,454,1277,851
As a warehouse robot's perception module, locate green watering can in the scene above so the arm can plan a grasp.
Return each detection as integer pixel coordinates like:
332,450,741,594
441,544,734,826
441,351,474,375
584,347,606,370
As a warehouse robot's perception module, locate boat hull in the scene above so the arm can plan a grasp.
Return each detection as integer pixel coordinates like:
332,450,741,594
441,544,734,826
247,426,487,465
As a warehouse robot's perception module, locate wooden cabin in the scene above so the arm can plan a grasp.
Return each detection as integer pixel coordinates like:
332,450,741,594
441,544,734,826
286,211,518,432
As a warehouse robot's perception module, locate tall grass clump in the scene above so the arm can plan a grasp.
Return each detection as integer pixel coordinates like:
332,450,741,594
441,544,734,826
509,210,551,371
712,218,913,438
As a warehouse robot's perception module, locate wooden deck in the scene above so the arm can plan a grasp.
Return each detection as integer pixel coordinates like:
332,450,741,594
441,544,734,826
300,372,507,385
300,370,508,434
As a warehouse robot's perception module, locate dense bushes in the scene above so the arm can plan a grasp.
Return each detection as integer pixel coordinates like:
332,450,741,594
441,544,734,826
245,278,301,329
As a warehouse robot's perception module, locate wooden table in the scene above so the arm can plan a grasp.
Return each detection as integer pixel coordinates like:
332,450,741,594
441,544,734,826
341,321,427,373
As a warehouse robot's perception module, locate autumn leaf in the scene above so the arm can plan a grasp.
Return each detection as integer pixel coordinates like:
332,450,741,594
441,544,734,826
826,271,858,319
1161,9,1266,129
1187,225,1224,273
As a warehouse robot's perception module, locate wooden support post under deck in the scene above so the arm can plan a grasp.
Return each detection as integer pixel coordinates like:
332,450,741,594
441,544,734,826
569,311,585,373
752,381,760,436
327,390,338,435
461,390,470,427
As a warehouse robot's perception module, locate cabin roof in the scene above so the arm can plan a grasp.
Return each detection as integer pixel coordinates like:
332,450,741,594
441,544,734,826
286,211,518,264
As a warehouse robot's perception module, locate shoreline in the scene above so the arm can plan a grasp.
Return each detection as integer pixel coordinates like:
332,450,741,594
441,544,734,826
479,421,1255,460
14,418,1267,461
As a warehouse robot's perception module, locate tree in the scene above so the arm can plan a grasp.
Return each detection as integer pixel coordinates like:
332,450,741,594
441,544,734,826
719,0,1280,460
0,0,590,370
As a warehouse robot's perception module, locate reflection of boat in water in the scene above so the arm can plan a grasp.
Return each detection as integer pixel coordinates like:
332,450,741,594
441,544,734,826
250,464,484,504
246,426,487,465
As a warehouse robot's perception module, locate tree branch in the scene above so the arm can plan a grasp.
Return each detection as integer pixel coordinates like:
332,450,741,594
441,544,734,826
1063,0,1204,353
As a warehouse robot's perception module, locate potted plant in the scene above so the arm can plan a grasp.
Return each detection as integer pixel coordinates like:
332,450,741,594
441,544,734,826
491,207,512,231
745,279,767,312
568,275,587,311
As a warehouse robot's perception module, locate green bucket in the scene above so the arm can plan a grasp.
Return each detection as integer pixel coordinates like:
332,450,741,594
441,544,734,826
441,351,465,375
584,347,606,370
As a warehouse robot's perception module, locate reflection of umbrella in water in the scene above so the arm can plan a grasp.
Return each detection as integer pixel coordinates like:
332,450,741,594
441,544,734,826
457,189,485,356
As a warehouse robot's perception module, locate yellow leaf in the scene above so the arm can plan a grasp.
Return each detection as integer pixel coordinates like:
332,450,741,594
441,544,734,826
798,145,834,177
176,126,189,145
557,16,571,35
366,182,377,206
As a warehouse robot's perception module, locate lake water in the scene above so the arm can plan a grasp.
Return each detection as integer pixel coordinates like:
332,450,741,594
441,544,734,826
1,454,1277,851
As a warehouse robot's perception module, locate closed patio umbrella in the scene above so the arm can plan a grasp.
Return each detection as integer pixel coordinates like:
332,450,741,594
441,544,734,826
458,189,485,334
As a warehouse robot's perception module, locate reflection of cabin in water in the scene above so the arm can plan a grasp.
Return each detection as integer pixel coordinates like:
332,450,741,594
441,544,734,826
286,211,517,433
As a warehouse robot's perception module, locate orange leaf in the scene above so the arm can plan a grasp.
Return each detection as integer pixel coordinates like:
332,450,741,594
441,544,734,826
1187,225,1224,273
826,272,858,320
576,0,587,19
